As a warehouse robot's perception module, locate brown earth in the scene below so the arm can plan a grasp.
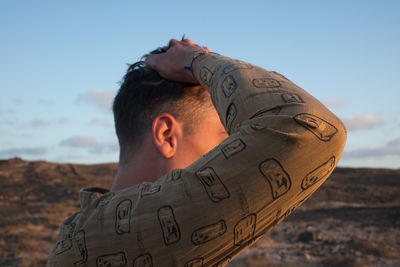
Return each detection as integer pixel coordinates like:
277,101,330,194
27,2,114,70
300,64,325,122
0,158,399,266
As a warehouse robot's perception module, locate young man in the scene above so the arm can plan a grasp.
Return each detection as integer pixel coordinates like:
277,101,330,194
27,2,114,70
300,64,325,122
48,39,346,266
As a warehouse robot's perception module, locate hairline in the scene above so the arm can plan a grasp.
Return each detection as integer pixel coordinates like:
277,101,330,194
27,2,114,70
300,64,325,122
118,86,214,162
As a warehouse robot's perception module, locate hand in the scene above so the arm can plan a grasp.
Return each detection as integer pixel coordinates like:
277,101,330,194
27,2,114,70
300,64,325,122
145,39,210,84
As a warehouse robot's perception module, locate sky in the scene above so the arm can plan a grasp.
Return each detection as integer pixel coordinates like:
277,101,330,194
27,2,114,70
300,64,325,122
0,0,399,169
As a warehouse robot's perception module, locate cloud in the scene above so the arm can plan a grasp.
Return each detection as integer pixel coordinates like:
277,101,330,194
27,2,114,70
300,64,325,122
89,142,119,154
27,118,68,128
343,137,400,159
0,108,15,114
89,117,113,128
76,89,114,112
57,117,69,124
38,99,53,105
0,118,16,126
323,98,347,109
30,118,49,127
59,135,118,154
387,138,400,147
12,98,23,105
60,136,97,148
0,147,47,157
342,114,382,131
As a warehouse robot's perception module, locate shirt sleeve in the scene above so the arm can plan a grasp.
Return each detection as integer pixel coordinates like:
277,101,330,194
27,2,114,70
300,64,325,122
47,54,347,267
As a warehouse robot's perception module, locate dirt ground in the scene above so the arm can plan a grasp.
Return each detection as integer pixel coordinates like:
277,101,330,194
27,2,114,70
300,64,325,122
0,158,399,266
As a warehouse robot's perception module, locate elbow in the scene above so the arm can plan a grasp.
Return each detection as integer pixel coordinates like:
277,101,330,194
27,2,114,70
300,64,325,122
290,107,347,176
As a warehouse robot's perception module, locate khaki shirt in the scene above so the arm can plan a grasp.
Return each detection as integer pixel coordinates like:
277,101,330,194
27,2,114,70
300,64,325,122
48,54,346,266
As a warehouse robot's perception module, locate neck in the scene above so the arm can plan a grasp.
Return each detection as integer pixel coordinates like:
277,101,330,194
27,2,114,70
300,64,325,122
110,143,170,192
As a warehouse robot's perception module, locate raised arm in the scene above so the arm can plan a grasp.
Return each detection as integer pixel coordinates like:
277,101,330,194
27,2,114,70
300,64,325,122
144,39,347,265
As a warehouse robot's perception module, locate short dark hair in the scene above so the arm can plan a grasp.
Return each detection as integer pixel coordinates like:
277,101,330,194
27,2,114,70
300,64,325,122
113,47,212,159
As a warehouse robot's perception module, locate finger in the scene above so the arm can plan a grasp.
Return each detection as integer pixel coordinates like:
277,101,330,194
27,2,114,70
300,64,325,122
145,54,159,71
168,39,179,48
182,39,195,45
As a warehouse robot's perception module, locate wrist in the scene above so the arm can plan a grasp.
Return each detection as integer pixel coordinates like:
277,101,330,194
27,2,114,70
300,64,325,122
184,50,209,83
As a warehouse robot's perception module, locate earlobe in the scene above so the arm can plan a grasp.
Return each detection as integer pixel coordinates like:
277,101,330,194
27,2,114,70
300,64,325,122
152,113,179,159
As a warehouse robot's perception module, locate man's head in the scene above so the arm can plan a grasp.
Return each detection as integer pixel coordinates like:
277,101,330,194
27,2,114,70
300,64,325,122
113,47,227,169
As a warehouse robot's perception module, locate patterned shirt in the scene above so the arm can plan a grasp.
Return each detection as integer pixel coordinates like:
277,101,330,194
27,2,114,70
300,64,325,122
47,53,346,266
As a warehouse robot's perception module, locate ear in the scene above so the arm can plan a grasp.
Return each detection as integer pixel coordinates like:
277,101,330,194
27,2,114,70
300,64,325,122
152,113,181,159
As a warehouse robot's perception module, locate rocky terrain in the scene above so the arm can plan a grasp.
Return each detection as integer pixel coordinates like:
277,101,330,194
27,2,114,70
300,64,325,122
0,158,399,266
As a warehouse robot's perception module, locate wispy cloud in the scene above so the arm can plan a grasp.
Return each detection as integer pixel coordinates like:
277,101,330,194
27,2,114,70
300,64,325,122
323,98,347,109
12,98,23,105
89,117,113,128
0,108,15,114
342,114,382,131
76,89,114,112
60,136,98,148
89,142,119,154
38,99,53,105
27,117,68,128
57,117,69,125
0,118,16,126
30,118,49,128
0,147,47,157
343,137,400,159
59,135,118,154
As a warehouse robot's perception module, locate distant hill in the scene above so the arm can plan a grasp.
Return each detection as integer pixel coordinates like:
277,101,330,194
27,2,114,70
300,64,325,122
0,158,399,266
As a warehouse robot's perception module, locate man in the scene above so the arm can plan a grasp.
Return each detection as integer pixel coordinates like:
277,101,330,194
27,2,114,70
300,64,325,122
48,39,346,266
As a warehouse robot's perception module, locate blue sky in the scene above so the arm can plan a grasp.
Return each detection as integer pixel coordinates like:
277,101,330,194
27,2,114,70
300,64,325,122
1,0,399,168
